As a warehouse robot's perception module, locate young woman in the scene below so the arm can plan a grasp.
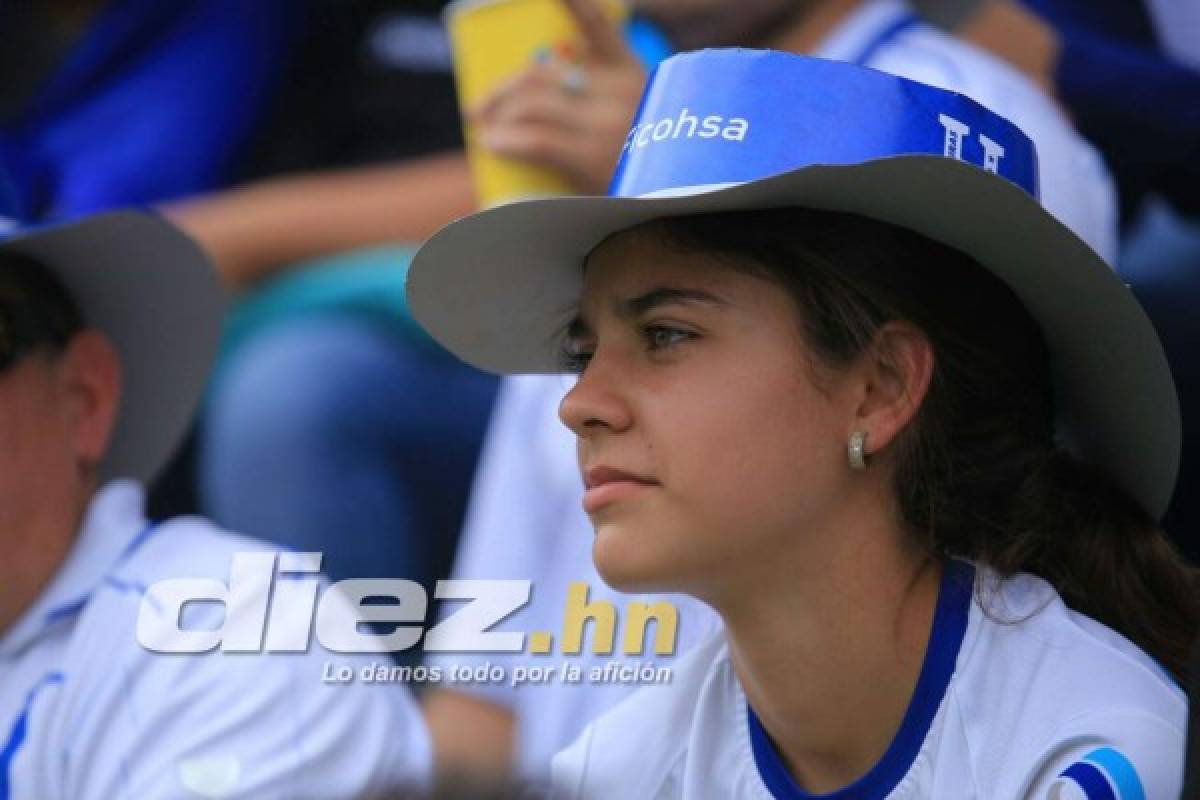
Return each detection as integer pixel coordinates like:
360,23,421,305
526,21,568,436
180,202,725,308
407,50,1197,798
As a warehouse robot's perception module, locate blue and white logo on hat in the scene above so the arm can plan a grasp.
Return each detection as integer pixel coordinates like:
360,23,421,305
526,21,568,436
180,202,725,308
1049,747,1146,800
608,49,1038,202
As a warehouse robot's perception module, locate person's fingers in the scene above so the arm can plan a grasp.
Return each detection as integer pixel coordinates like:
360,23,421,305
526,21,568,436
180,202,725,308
468,63,566,121
563,0,634,65
481,111,624,194
480,122,585,176
469,71,536,121
484,83,587,132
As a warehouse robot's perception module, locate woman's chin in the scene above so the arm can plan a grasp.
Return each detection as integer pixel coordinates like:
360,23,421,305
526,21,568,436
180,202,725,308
591,521,688,594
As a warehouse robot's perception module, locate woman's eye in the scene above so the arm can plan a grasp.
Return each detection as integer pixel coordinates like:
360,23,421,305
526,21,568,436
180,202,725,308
557,326,693,371
644,325,695,352
558,341,594,373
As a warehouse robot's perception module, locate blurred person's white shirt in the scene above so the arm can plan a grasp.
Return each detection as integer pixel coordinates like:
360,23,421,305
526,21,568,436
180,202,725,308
818,0,1117,264
0,480,431,800
433,0,1120,784
1142,0,1200,70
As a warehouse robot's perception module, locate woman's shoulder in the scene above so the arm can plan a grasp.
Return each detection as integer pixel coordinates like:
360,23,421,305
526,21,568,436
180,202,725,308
947,566,1187,797
968,567,1184,705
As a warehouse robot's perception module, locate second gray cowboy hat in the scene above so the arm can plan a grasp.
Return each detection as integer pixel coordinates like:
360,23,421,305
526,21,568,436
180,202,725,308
1,211,223,484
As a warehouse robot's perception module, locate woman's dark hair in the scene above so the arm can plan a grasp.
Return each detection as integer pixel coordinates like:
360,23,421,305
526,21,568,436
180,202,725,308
648,207,1200,684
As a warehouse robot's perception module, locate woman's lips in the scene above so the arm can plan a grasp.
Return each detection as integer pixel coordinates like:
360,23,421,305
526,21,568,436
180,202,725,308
582,466,659,513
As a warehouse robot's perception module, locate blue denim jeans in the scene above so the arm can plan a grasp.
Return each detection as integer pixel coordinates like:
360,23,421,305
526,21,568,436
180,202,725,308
198,312,499,588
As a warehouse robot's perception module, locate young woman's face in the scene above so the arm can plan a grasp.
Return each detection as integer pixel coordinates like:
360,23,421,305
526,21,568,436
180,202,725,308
559,226,864,598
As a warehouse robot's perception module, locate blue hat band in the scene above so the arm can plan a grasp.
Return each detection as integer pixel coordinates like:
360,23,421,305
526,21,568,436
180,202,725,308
609,50,1039,201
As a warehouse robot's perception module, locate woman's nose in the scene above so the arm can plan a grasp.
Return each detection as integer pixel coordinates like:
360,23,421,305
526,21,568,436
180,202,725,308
558,357,634,437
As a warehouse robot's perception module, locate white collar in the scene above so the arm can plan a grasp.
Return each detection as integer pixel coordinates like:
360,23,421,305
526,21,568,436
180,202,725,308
812,0,920,64
0,480,148,658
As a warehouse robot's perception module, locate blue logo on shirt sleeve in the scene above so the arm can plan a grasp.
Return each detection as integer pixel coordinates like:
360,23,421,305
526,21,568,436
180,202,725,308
1051,747,1146,800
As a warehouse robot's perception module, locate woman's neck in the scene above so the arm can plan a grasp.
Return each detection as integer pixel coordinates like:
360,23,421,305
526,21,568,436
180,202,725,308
716,513,943,794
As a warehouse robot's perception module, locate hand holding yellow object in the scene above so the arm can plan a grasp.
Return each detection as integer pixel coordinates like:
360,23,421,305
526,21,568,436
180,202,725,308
448,0,638,204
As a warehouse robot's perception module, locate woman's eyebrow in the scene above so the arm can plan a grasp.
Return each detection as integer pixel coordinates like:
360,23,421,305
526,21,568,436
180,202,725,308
618,287,729,318
565,287,730,338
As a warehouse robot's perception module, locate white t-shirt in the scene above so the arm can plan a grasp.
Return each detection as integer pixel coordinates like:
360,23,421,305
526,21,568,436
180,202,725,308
426,376,723,781
827,0,1118,265
0,481,431,799
553,561,1187,799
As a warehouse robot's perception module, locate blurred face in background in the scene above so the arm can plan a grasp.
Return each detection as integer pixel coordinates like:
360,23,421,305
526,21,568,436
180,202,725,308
0,262,120,633
0,348,90,569
632,0,819,50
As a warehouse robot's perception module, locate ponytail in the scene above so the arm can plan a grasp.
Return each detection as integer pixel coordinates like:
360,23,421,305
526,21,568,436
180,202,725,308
982,451,1199,682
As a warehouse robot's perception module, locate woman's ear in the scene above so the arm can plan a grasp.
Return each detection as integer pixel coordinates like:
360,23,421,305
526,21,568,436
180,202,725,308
57,330,123,473
851,321,934,456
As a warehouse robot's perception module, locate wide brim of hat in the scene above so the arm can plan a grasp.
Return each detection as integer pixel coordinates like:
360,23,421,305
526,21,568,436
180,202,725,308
2,211,223,484
409,155,1180,519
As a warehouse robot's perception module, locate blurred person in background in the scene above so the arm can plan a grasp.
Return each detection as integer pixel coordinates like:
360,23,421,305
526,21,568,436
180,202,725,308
0,0,295,218
933,0,1200,225
0,0,305,536
420,0,1123,787
173,0,502,596
0,209,429,799
0,0,501,602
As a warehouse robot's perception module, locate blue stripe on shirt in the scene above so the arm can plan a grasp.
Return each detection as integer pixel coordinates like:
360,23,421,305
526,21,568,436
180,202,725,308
0,672,65,800
748,560,975,799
